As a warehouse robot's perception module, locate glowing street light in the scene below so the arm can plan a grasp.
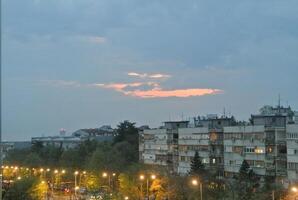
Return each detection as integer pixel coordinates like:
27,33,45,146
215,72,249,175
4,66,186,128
292,186,298,193
124,196,129,200
102,172,115,190
139,174,157,199
192,179,198,186
74,171,79,197
151,174,156,180
191,178,203,200
139,175,145,180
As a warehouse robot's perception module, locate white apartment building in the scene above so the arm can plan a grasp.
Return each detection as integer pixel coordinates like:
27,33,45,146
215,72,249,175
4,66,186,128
139,121,189,172
224,124,287,179
286,124,298,183
139,128,170,166
224,125,267,176
139,105,297,183
178,127,210,174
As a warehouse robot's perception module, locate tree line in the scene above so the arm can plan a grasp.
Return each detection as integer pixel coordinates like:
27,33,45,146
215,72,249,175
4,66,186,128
5,121,139,172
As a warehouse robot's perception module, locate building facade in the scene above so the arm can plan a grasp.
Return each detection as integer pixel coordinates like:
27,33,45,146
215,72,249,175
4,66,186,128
139,105,298,184
286,124,298,183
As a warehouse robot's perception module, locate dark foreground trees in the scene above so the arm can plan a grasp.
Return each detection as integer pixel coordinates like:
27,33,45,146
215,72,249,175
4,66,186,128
4,177,48,200
235,160,260,200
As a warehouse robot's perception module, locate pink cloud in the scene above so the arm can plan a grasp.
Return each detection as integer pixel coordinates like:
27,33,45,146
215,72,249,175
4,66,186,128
43,72,223,99
124,88,222,98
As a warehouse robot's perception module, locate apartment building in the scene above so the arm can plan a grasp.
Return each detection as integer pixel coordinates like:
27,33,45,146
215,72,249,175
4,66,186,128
178,116,235,175
139,105,298,183
286,124,298,183
178,127,209,174
139,121,189,173
224,114,288,179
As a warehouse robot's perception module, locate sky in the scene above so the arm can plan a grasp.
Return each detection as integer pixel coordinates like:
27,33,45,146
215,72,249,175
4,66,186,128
2,0,298,141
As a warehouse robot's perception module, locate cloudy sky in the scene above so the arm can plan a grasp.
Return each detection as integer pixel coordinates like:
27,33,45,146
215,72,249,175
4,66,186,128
2,0,298,141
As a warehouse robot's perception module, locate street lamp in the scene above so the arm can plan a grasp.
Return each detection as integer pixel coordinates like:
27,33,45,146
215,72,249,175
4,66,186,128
102,172,116,191
74,171,79,197
79,171,87,187
191,178,203,200
124,196,129,200
139,174,156,199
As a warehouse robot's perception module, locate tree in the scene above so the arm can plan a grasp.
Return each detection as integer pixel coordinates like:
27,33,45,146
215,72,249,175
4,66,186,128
59,148,81,168
205,175,228,200
4,148,31,166
189,151,205,176
235,160,260,200
114,121,138,145
4,177,46,200
23,153,43,167
29,180,48,200
118,173,140,200
85,173,101,194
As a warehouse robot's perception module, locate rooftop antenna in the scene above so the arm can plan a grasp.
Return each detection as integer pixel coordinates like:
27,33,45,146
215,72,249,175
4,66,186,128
278,94,281,114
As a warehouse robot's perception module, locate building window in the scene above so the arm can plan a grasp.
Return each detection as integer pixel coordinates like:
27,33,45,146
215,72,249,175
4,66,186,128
255,147,265,154
244,147,255,153
255,161,265,168
229,160,236,165
225,146,232,152
180,156,186,162
232,146,243,154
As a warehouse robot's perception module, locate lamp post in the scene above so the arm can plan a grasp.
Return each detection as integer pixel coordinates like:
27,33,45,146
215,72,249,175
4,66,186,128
74,171,79,198
291,186,298,200
192,178,203,200
79,171,86,187
102,172,116,191
139,174,156,199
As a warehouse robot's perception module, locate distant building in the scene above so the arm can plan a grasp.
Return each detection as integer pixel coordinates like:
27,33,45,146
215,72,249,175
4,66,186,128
31,136,83,149
1,141,31,159
72,126,115,142
31,125,115,149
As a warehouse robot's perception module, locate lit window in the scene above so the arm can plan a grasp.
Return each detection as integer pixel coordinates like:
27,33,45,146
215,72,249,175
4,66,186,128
255,148,264,154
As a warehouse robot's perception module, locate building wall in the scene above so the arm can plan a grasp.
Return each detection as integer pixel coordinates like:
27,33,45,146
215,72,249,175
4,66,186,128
178,127,209,174
224,126,267,176
140,129,170,166
287,124,298,183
